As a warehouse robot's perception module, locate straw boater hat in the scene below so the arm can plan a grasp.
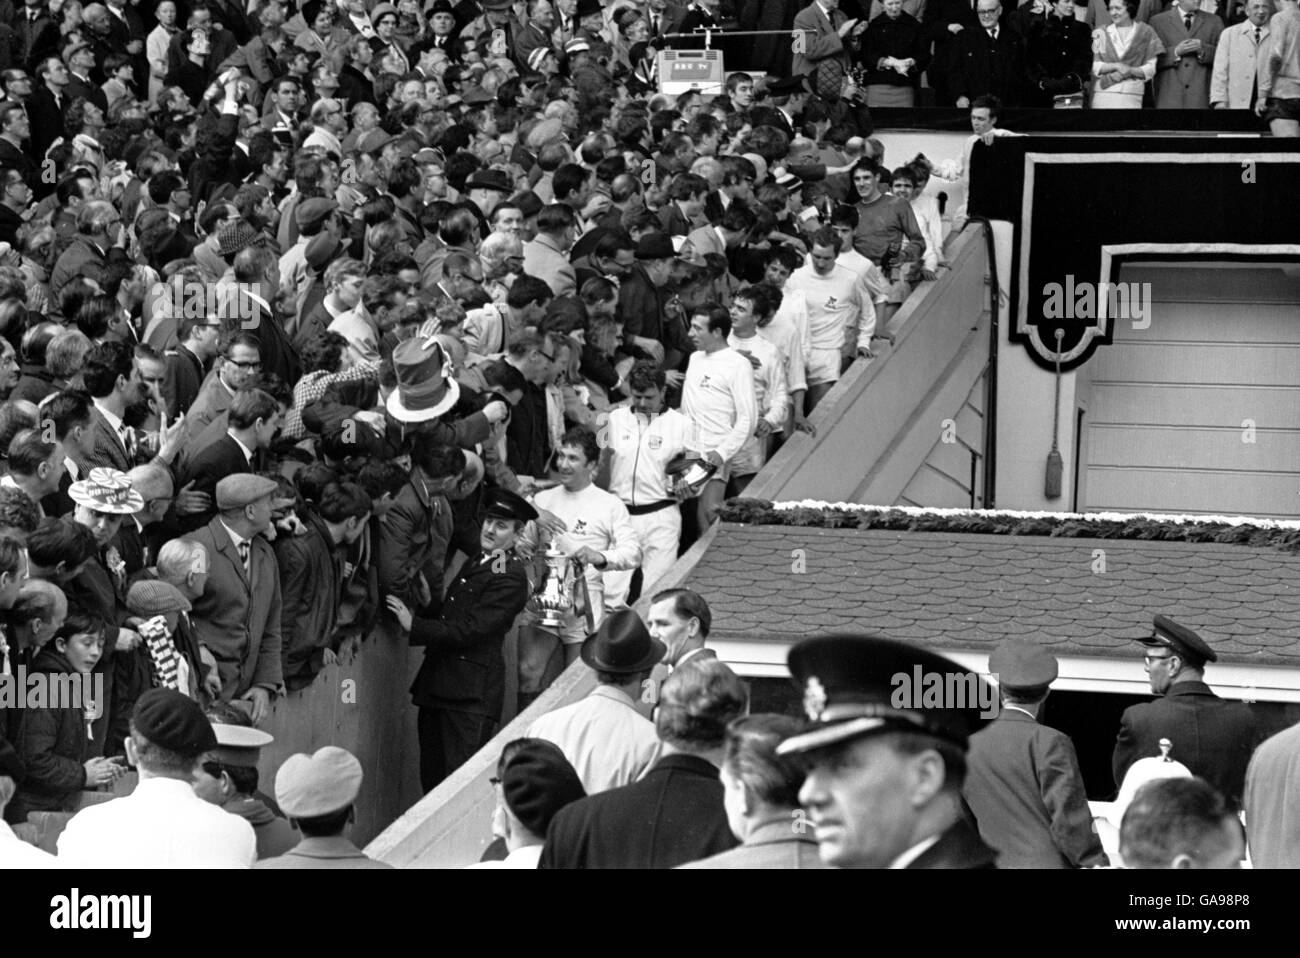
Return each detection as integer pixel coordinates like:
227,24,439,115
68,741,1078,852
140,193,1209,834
69,467,144,515
386,335,461,423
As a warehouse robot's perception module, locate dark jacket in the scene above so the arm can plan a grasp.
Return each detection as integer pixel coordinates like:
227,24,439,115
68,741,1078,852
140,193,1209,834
964,709,1105,869
376,466,453,612
907,818,999,869
949,21,1025,107
861,12,931,89
275,510,344,692
223,288,302,389
8,647,90,823
162,344,206,421
1112,680,1260,807
178,433,258,531
1024,12,1092,105
540,753,739,869
408,548,531,717
618,264,691,370
27,85,66,168
505,380,550,480
9,364,59,405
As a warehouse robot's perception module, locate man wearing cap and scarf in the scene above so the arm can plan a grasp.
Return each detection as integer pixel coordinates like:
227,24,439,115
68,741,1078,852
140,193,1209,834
779,634,999,869
195,722,297,859
256,745,391,868
58,688,257,866
183,473,284,725
468,739,586,868
1112,615,1260,808
387,487,536,791
963,638,1103,869
527,608,665,794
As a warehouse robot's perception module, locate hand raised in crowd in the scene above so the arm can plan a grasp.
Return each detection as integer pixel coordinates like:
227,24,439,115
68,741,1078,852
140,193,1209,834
115,628,142,652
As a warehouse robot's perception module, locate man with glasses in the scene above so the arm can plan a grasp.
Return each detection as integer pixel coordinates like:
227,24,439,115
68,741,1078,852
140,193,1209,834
0,167,33,247
303,98,348,156
950,0,1025,108
182,331,261,450
0,104,34,189
1112,615,1261,808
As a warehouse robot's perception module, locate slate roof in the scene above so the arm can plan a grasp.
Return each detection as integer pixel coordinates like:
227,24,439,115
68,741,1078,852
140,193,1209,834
685,525,1300,667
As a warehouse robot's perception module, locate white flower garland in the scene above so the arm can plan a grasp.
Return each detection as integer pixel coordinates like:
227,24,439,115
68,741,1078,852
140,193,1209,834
768,501,1300,532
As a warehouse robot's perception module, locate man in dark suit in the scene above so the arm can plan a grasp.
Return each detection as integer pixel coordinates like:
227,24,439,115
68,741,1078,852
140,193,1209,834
922,0,983,105
221,245,301,389
162,316,220,421
540,650,746,868
183,473,284,725
779,634,999,869
179,387,282,531
16,1,62,72
388,488,536,792
1112,615,1261,809
964,639,1104,869
28,55,70,168
63,40,110,114
950,0,1025,107
76,341,148,476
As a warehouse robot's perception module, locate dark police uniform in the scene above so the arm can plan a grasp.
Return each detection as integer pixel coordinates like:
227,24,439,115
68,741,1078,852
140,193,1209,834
1112,616,1261,808
777,634,998,869
409,489,537,792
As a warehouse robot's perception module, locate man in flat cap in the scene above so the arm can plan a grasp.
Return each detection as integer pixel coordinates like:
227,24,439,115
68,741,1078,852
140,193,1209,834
963,638,1104,868
184,473,284,725
779,634,998,869
195,722,297,860
255,745,392,868
1112,615,1260,808
58,688,257,867
386,487,537,792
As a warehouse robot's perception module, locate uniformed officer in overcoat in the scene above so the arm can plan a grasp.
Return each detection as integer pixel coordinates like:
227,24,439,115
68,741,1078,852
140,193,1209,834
1112,615,1260,809
387,488,538,792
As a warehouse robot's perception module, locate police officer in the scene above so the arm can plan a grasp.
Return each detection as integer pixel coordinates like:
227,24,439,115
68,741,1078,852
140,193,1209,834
387,488,538,792
777,634,998,869
1112,615,1260,808
964,638,1104,868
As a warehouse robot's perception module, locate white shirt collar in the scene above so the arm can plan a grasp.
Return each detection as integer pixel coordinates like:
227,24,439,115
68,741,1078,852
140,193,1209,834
888,834,942,869
92,398,125,435
219,519,249,550
227,431,255,465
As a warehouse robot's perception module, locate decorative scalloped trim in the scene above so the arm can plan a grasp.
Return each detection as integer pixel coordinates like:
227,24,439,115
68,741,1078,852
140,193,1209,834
715,499,1300,552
